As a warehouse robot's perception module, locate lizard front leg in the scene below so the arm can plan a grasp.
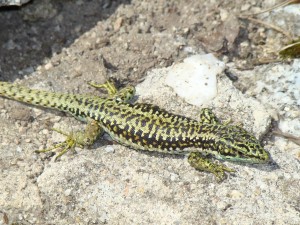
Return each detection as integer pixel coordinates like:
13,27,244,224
188,152,235,181
88,80,136,103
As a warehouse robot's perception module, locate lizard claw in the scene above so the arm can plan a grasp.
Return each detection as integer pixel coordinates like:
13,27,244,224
35,128,83,160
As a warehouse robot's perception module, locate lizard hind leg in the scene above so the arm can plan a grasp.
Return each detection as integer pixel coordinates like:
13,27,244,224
36,120,102,160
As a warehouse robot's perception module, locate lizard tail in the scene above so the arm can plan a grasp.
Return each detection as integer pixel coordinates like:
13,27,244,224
0,81,74,111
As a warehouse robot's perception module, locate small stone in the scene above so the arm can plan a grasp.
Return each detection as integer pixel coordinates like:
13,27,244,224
44,62,53,70
241,4,251,11
23,67,34,74
25,139,32,143
50,116,62,123
219,9,229,21
4,39,20,50
16,146,23,152
42,129,49,135
64,189,72,196
76,0,84,5
104,146,115,153
183,28,189,34
114,17,123,31
216,201,228,210
170,172,179,181
229,190,244,199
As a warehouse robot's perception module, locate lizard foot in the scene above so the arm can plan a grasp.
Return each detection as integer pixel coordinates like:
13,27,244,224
35,128,84,160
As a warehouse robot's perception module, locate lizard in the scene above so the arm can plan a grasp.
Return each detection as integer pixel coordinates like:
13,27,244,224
0,80,270,180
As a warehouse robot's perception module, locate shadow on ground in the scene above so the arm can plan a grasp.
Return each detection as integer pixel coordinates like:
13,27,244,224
0,0,131,81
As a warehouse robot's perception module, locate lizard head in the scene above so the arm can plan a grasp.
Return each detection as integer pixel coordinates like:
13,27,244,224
213,125,270,164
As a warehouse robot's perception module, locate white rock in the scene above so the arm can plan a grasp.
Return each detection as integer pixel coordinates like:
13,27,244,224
276,4,300,15
165,54,225,106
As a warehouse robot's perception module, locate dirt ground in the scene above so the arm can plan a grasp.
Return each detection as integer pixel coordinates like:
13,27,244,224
1,0,293,84
0,0,300,224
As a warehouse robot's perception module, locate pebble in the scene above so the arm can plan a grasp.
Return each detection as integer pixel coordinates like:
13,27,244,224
229,190,244,199
44,62,53,70
64,188,72,196
104,146,115,153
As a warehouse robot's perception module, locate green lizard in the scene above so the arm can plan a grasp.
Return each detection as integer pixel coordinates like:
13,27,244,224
0,80,270,180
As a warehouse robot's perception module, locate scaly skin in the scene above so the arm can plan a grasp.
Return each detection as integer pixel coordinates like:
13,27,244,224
0,81,270,180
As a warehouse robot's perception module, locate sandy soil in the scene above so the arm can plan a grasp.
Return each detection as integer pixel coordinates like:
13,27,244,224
0,0,299,224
